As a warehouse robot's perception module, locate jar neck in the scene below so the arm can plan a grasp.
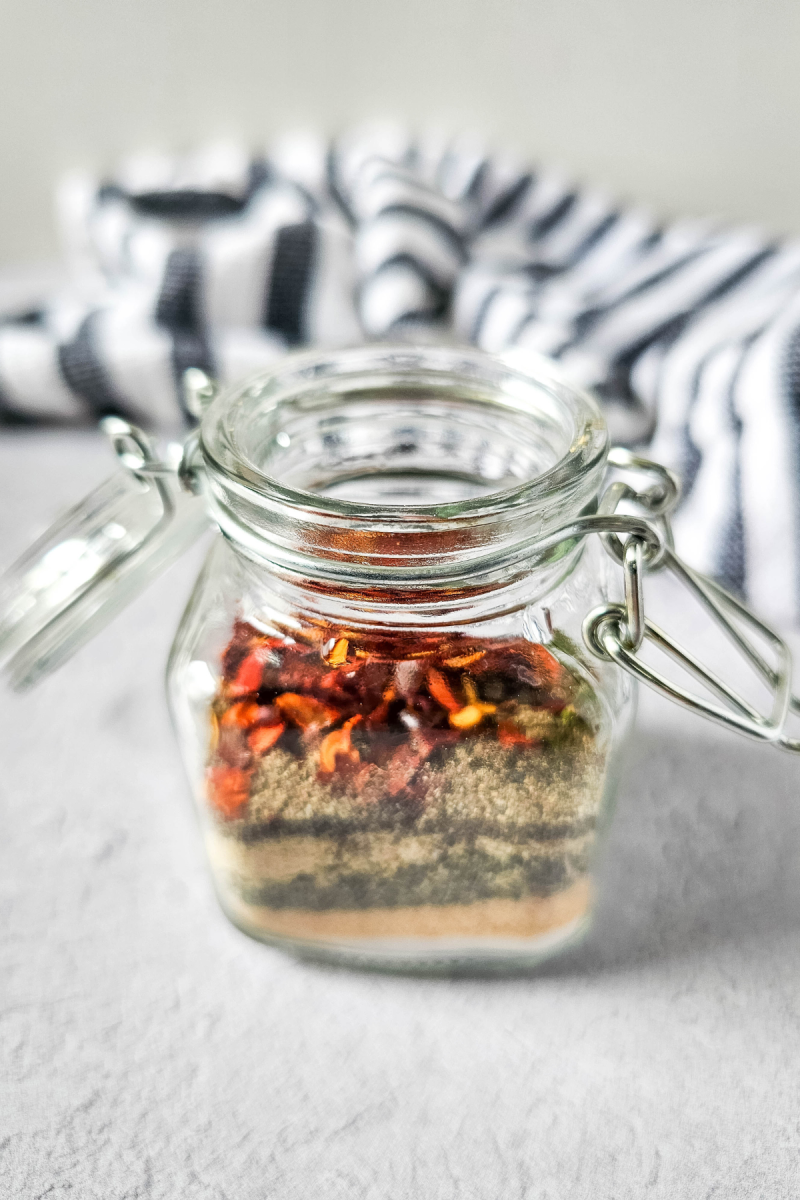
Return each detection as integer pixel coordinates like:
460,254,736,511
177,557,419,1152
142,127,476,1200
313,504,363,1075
215,532,596,637
198,344,608,607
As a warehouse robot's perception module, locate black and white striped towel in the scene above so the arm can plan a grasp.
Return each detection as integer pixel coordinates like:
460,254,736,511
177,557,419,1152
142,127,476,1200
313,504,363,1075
2,126,800,625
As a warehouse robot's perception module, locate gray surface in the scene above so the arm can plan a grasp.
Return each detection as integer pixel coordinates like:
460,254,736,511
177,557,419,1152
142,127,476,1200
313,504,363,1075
2,430,800,1199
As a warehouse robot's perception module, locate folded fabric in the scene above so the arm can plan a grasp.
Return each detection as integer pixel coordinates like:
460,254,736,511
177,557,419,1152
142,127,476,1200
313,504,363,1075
1,126,799,625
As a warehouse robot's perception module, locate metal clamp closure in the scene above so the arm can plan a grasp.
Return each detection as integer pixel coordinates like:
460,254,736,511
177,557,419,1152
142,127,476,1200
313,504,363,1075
578,448,800,752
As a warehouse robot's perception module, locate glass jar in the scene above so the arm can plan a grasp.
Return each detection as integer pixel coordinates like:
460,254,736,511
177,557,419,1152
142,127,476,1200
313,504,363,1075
5,343,792,973
165,344,635,969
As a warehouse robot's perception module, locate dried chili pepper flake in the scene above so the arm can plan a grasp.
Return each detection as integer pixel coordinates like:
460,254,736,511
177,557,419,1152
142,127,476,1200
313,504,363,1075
364,681,398,728
411,694,451,727
497,721,538,748
527,644,565,688
216,726,253,769
221,700,262,729
275,693,341,731
426,668,462,713
322,637,350,667
318,732,349,775
317,670,343,691
250,704,282,727
274,652,333,694
315,669,363,706
394,659,425,701
227,646,272,697
208,710,220,756
318,715,362,776
221,624,257,681
286,624,324,645
248,723,286,756
206,766,251,819
449,702,497,730
462,676,479,704
443,650,485,668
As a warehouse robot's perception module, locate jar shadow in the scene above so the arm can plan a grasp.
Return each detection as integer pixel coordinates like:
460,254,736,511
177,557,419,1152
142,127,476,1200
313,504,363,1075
266,722,800,983
537,724,800,978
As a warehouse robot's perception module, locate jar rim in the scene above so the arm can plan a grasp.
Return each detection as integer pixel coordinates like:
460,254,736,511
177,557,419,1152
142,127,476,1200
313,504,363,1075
198,343,609,591
200,342,607,520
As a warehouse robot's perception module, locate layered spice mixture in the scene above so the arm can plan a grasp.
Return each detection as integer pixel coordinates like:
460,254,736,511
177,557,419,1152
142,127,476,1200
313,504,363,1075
204,620,608,942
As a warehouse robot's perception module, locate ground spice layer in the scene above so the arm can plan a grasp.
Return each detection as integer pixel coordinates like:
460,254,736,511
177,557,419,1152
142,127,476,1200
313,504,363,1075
218,879,592,944
203,619,609,926
207,732,606,913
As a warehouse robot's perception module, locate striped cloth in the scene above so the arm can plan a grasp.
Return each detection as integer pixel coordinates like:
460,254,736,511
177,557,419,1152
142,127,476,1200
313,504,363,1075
2,126,799,625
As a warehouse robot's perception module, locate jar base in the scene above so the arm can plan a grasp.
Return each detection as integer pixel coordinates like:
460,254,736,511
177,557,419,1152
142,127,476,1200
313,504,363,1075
216,878,592,973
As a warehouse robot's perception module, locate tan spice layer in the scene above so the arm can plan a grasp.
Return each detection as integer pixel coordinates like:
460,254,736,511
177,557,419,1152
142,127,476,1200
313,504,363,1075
225,730,607,837
219,877,592,942
206,733,608,913
207,828,595,886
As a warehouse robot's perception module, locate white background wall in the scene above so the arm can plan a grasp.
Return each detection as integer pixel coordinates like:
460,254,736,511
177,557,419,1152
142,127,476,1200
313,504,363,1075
1,0,798,266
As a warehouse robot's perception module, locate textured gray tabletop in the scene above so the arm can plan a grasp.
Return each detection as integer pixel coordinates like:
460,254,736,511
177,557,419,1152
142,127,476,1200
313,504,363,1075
2,430,800,1200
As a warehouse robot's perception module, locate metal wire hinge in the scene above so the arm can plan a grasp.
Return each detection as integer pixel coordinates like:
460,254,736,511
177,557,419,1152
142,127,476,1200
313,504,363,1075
576,447,800,752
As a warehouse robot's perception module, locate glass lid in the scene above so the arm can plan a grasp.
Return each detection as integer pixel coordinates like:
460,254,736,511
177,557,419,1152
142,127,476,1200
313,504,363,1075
0,420,208,690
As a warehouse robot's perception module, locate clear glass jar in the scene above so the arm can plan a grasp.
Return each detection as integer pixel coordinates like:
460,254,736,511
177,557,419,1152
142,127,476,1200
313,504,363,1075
165,345,636,970
3,342,795,970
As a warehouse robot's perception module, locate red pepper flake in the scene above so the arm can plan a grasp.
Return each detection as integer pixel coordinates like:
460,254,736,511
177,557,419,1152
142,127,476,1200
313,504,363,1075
364,681,397,728
250,704,282,727
220,700,262,729
394,659,424,701
449,702,497,730
291,626,325,646
221,621,261,681
228,647,269,698
318,715,362,776
272,650,330,696
216,726,253,769
322,636,349,667
211,620,577,810
248,723,286,756
497,721,538,748
443,650,485,668
206,766,251,819
528,644,564,690
426,668,462,713
274,693,341,731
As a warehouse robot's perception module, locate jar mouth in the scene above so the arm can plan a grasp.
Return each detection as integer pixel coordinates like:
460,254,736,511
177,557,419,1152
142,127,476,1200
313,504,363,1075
199,343,608,585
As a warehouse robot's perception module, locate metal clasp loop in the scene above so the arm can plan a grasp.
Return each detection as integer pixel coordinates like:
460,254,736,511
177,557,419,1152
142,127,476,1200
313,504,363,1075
583,550,793,744
621,537,645,651
577,448,800,753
